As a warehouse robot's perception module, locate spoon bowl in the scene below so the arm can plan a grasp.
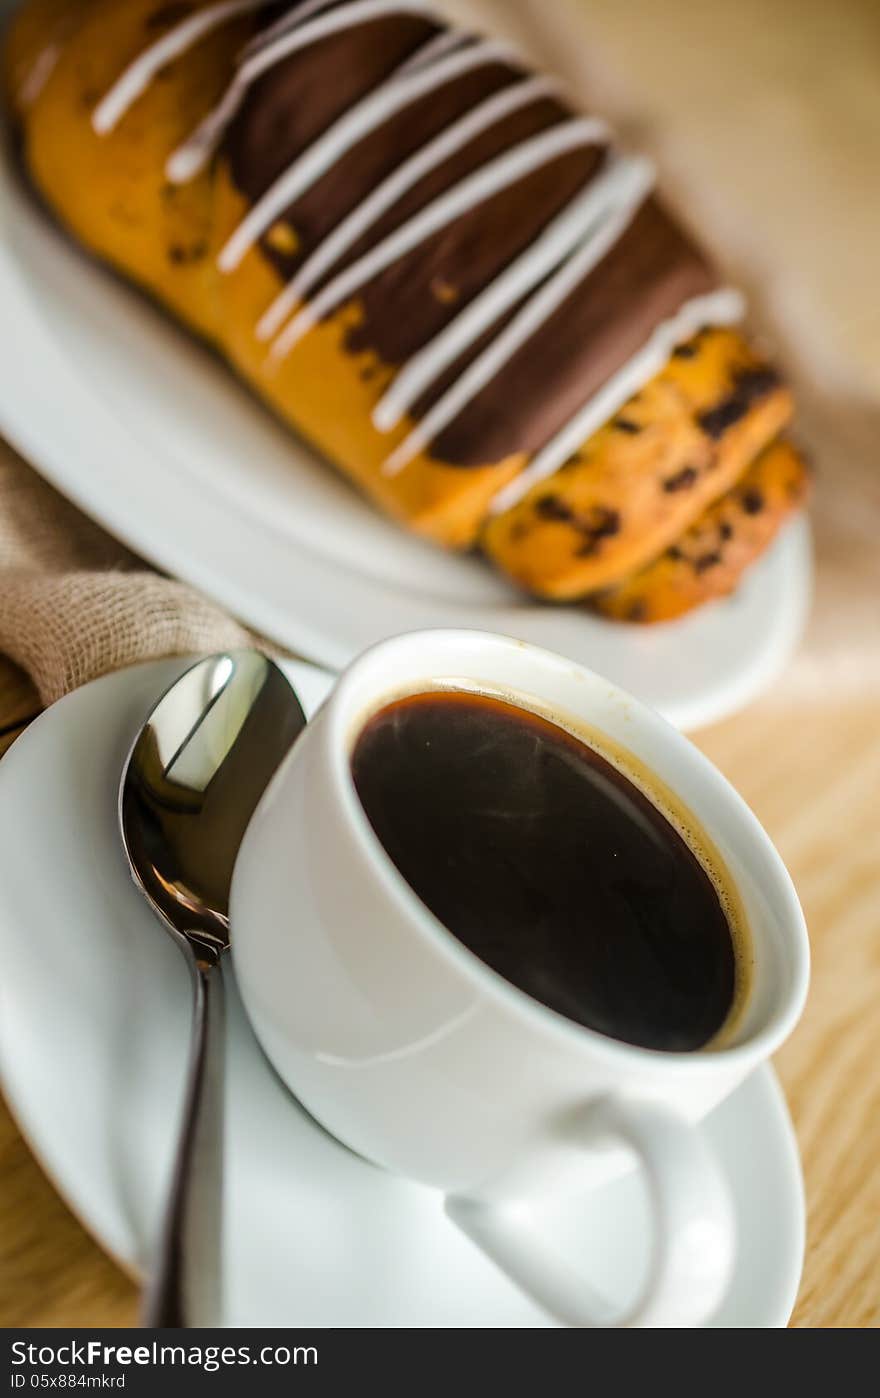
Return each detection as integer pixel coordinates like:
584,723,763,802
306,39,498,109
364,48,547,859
121,650,305,960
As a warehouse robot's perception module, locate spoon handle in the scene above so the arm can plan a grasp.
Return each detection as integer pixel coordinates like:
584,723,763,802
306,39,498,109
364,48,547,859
143,951,226,1328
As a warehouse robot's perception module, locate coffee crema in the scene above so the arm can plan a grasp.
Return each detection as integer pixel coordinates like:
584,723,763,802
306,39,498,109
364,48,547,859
350,689,747,1052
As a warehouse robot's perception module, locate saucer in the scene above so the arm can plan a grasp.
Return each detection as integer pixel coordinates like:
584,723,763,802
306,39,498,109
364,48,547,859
0,658,805,1326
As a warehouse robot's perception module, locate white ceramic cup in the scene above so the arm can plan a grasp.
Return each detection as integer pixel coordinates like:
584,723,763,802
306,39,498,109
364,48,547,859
231,630,809,1327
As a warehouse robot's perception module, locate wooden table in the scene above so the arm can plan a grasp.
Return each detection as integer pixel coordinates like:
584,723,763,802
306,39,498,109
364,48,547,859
1,655,878,1328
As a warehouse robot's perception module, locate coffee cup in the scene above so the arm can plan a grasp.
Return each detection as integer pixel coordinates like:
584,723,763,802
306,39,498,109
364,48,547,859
231,629,809,1327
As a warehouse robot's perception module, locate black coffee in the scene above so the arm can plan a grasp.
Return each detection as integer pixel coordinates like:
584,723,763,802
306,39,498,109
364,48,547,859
350,690,740,1052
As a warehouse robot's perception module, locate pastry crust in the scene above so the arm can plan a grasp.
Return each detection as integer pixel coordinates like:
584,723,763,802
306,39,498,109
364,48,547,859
3,0,807,610
592,438,811,623
4,0,526,545
481,328,793,597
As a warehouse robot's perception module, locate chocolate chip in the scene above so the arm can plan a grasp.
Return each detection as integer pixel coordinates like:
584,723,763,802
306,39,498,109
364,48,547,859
698,367,781,440
667,545,683,561
699,402,742,439
662,466,698,493
672,341,698,359
574,507,621,556
613,418,641,434
535,495,574,523
168,240,208,265
536,498,622,543
586,507,621,539
741,490,764,514
738,367,781,395
719,521,733,541
695,551,722,573
627,600,647,622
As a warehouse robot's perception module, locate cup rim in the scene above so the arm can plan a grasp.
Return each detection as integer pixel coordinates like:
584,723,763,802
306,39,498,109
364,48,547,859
324,628,810,1077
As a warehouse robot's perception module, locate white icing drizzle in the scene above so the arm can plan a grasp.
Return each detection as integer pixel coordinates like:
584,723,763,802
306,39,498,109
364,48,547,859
243,0,436,59
92,0,273,135
373,149,638,434
19,41,62,106
255,73,561,342
166,0,434,182
89,2,748,506
374,153,639,433
269,118,606,360
380,155,654,475
488,288,747,515
242,0,350,56
396,27,471,73
216,35,520,273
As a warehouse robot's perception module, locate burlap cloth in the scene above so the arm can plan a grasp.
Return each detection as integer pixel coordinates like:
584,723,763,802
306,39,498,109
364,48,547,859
0,439,255,709
1,0,878,724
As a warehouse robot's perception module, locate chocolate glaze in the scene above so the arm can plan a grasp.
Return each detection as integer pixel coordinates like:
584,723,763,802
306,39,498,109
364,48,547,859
225,13,441,225
147,4,196,30
432,199,715,464
351,142,604,363
223,8,720,468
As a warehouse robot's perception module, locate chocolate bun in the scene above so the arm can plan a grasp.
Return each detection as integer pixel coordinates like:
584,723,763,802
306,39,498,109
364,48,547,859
2,0,807,617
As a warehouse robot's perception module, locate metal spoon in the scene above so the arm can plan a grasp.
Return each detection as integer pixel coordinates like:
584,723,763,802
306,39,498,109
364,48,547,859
119,651,306,1327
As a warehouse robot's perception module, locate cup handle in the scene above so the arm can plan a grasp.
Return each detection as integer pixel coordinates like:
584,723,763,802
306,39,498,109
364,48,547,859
445,1095,735,1328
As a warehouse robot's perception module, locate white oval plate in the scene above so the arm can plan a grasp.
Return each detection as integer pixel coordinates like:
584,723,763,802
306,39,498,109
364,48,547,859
0,27,811,729
0,658,805,1326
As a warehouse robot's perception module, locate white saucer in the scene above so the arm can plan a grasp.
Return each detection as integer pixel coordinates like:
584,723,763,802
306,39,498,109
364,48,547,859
0,21,812,731
0,658,805,1326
